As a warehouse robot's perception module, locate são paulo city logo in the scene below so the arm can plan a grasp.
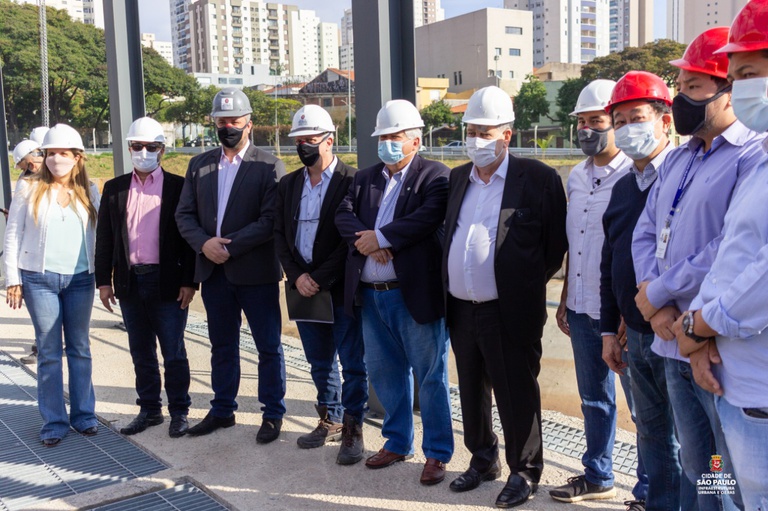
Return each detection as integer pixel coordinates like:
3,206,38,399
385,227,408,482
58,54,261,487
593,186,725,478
697,455,736,496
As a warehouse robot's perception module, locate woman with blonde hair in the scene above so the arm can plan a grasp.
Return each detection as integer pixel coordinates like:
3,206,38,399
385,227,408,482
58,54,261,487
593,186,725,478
4,123,101,446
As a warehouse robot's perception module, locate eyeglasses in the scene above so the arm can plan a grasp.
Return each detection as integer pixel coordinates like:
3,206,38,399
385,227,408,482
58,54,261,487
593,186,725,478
294,194,321,223
30,150,44,158
129,143,162,152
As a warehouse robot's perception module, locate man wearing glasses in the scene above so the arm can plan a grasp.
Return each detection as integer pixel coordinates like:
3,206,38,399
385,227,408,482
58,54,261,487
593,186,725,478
274,105,367,464
176,88,288,443
95,117,196,438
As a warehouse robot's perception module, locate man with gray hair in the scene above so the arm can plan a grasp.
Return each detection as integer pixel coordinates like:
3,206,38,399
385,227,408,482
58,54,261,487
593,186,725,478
336,99,453,485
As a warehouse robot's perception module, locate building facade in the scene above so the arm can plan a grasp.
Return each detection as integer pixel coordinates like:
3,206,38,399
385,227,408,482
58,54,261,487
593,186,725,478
610,0,653,52
668,0,747,43
15,0,102,27
414,0,445,28
142,33,175,67
169,0,192,72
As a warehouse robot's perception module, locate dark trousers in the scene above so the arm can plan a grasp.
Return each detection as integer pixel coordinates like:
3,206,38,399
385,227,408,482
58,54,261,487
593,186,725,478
201,266,286,419
448,296,543,483
119,270,191,416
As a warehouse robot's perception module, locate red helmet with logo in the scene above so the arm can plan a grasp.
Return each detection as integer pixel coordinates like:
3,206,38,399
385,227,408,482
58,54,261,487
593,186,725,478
670,27,730,79
605,71,672,113
714,0,768,54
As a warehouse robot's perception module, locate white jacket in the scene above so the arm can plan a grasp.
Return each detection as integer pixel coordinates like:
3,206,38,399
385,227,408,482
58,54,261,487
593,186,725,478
4,179,101,287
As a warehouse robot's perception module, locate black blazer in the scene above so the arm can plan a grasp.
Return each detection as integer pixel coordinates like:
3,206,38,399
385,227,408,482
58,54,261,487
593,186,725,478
442,156,568,343
336,154,450,324
274,159,357,307
175,144,286,285
95,170,197,301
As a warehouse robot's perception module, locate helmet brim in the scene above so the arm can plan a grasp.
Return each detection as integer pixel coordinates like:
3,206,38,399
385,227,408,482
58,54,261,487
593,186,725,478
714,41,768,54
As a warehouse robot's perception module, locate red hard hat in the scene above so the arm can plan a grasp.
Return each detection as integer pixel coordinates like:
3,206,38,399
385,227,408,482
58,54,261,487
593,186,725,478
670,27,730,79
605,71,672,113
714,0,768,54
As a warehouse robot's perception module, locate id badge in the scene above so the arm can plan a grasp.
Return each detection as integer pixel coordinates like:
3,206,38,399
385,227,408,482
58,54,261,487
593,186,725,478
656,227,671,259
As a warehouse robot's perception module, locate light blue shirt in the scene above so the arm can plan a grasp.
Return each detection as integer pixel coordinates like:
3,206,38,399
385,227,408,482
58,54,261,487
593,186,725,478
295,158,337,264
360,162,412,283
44,199,88,275
632,122,767,360
690,139,768,408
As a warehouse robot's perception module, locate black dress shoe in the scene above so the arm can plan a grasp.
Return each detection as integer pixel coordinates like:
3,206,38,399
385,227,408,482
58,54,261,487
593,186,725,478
187,412,236,437
495,474,538,509
80,426,99,437
168,415,189,438
42,437,61,447
120,411,164,436
449,461,502,492
256,418,282,444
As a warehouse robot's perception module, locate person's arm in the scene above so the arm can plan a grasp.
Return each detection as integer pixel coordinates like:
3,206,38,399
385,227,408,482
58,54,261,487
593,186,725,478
4,181,29,288
599,217,621,336
335,172,371,247
542,168,568,281
95,180,114,289
175,159,211,254
632,176,662,284
273,175,305,284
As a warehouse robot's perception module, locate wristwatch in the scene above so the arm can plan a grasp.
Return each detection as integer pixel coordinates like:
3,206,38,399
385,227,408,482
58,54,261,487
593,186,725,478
682,310,710,343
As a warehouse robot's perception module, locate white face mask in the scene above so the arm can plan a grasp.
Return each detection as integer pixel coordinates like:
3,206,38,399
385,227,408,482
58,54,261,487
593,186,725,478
614,116,663,160
131,149,160,172
46,154,77,177
467,136,504,168
731,76,768,133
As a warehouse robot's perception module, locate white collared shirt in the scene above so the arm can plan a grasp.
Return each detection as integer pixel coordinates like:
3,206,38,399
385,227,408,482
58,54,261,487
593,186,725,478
447,152,509,302
217,142,250,237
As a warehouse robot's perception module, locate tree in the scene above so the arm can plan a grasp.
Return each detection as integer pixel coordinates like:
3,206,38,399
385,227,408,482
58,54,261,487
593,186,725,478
533,134,556,159
581,39,687,87
336,116,357,147
420,100,455,130
513,74,552,131
554,77,588,140
142,46,199,116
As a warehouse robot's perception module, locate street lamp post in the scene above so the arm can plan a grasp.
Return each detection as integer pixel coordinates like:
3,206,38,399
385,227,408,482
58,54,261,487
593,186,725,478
494,54,499,87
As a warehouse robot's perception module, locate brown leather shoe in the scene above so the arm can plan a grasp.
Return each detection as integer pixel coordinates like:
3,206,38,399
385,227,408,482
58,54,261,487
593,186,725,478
365,448,408,469
420,458,446,485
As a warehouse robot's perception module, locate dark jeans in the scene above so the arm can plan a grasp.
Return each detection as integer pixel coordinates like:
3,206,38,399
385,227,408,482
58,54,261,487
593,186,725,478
201,266,286,419
448,296,543,483
119,269,191,416
296,304,367,423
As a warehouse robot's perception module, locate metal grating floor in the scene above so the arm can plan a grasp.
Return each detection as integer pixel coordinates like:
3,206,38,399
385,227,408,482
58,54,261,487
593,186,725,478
0,353,168,511
184,319,639,476
92,482,229,511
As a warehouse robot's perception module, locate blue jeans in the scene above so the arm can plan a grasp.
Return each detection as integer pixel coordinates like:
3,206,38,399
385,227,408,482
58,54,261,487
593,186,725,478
715,396,768,510
360,287,453,462
665,358,743,511
296,304,367,423
22,270,98,441
201,266,286,419
626,328,682,510
568,310,646,492
119,270,191,416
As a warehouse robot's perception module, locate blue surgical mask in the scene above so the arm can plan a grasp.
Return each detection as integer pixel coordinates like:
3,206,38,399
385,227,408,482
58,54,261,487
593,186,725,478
731,77,768,133
614,116,663,160
378,140,408,165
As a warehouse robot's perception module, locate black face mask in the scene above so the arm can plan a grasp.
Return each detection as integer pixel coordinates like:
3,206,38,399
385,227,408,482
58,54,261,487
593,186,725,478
672,86,732,136
578,127,611,157
296,133,330,168
217,125,246,148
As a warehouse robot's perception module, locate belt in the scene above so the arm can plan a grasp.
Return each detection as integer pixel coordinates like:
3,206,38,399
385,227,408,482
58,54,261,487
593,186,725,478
449,294,499,306
361,281,400,291
132,264,159,275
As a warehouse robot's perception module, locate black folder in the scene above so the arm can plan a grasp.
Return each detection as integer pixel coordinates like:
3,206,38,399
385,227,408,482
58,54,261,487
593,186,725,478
285,282,334,323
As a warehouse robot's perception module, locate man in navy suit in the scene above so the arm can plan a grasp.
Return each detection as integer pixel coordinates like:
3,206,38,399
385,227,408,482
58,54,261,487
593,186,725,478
336,99,453,486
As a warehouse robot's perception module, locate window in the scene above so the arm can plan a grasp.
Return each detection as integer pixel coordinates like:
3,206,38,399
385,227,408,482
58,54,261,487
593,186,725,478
505,26,523,35
495,47,502,56
509,71,514,78
322,98,332,107
509,48,521,56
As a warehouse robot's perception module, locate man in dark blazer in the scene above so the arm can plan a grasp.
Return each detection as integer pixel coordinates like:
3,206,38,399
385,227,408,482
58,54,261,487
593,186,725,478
442,87,568,508
96,117,196,438
274,105,367,465
175,88,287,443
336,99,453,486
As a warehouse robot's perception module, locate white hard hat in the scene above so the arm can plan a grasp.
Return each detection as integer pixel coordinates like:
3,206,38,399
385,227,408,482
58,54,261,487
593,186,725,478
126,117,166,143
41,123,85,151
571,79,617,116
462,86,515,126
371,99,425,137
289,105,336,137
29,126,50,145
13,139,41,165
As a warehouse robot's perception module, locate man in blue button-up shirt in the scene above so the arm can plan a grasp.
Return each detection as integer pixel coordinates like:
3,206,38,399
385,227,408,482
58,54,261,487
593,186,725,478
632,27,766,510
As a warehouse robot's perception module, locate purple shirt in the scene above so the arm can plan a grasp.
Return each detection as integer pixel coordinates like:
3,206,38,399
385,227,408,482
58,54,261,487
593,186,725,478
127,166,163,266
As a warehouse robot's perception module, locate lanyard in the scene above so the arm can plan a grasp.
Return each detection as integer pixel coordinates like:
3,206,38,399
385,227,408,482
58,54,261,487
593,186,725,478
665,143,707,228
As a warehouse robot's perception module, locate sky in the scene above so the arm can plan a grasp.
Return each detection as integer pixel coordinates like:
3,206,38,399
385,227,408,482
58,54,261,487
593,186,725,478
139,0,668,43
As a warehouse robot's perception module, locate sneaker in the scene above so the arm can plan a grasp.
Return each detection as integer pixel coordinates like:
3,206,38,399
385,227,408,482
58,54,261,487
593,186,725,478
625,500,646,511
297,405,342,449
20,351,37,365
549,475,616,502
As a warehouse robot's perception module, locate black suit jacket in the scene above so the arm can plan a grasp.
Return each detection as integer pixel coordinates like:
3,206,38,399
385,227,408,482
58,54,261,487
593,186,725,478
95,169,197,301
443,156,568,343
274,159,357,307
336,154,450,324
175,144,286,285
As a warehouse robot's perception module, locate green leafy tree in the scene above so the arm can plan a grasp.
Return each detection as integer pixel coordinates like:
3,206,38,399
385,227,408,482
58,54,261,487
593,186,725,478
554,77,588,137
143,46,199,116
513,74,553,131
533,134,556,159
581,39,687,87
420,100,455,130
336,116,356,147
